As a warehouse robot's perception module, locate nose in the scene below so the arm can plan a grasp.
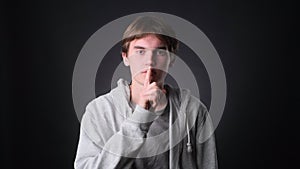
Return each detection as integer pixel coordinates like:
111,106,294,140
145,50,156,67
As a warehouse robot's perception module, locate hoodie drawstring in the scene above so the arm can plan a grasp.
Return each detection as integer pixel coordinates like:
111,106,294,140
186,119,192,153
169,96,173,169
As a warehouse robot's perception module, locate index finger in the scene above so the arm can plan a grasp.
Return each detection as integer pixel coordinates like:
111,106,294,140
144,66,151,86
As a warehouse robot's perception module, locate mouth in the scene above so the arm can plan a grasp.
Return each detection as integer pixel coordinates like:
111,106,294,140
141,69,157,75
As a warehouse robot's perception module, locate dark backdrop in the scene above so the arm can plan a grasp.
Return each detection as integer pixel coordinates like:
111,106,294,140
3,0,297,169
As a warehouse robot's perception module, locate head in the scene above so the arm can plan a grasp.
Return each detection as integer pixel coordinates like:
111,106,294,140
121,16,179,85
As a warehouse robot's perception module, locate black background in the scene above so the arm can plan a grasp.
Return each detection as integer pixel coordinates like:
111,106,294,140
3,0,297,169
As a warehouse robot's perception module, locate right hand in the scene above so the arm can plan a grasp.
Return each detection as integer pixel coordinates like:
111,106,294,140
138,67,167,112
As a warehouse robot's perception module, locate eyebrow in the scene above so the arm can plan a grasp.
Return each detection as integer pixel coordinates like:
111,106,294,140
133,46,167,50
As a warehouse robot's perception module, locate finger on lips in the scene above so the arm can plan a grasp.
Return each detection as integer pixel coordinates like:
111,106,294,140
144,67,152,109
144,66,151,86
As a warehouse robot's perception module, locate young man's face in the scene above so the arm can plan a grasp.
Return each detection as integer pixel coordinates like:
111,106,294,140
122,34,173,85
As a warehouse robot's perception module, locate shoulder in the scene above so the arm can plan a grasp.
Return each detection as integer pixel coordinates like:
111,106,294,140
81,92,118,127
166,85,207,112
85,93,114,114
167,85,209,123
184,92,209,126
188,94,208,113
83,79,131,123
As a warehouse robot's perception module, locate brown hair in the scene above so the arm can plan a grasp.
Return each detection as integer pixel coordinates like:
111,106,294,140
121,16,179,54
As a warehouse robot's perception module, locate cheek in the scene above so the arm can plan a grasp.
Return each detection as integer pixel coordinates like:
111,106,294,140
157,57,170,67
128,58,144,72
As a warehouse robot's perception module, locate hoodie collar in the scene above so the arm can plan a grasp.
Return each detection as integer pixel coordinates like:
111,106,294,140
110,78,191,119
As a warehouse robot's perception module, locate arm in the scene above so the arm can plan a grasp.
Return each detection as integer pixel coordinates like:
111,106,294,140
196,106,218,169
74,105,157,169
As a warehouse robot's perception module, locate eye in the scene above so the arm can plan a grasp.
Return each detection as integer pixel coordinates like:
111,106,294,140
136,49,146,55
156,49,168,56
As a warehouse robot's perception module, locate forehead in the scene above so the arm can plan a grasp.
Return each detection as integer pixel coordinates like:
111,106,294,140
129,34,166,49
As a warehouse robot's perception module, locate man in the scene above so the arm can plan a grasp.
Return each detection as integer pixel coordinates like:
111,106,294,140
74,16,218,169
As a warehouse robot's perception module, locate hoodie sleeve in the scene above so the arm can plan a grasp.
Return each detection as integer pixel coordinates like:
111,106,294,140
74,103,158,169
195,105,218,169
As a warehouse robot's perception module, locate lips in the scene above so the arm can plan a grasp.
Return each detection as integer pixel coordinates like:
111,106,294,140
141,69,157,75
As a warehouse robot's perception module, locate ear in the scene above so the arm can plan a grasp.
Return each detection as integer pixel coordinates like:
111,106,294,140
122,52,130,66
169,53,176,67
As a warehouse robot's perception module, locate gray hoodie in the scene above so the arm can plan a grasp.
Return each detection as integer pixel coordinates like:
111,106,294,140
74,79,218,169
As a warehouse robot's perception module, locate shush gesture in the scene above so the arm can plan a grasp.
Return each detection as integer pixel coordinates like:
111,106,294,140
138,66,168,112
